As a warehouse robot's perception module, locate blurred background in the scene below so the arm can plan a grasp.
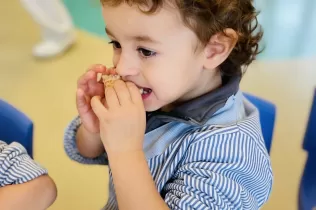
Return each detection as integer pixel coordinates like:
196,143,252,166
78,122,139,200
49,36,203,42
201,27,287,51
1,0,316,209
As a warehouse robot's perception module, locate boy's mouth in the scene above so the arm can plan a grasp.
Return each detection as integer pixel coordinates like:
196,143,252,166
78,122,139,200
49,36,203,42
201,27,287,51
138,87,152,100
139,87,152,95
100,72,152,97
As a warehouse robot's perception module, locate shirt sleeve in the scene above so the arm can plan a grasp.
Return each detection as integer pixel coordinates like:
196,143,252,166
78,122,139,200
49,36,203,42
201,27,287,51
162,130,273,210
0,140,47,187
64,116,108,165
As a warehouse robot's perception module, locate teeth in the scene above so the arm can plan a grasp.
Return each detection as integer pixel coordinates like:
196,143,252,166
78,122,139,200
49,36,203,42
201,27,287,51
139,88,151,95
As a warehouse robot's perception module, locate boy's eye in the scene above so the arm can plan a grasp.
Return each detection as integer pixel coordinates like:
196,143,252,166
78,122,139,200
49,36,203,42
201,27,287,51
138,48,157,58
108,41,121,49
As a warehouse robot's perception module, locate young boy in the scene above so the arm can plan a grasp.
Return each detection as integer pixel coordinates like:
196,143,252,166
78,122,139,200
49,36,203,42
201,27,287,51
64,0,273,209
0,140,57,210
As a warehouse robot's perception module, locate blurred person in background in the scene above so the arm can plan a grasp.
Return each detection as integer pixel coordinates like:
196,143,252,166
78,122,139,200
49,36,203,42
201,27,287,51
20,0,75,58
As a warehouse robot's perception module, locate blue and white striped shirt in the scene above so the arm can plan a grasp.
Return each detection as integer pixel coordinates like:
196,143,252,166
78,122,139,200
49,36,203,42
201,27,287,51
0,141,47,187
64,76,273,210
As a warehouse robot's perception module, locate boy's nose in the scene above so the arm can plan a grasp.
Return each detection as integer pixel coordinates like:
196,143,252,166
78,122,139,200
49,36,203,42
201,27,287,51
115,56,139,77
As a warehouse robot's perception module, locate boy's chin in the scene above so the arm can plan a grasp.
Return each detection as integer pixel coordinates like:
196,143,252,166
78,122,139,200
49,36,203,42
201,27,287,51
143,102,164,112
144,105,160,112
144,102,173,113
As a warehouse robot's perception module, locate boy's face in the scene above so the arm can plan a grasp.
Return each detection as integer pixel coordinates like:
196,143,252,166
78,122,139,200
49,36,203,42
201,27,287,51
102,4,219,112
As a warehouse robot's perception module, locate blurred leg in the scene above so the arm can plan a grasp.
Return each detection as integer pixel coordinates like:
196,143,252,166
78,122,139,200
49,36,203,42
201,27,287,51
20,0,75,58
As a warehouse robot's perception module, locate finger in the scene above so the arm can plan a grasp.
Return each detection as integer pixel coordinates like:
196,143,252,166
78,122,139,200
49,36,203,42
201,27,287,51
126,82,143,105
101,97,109,109
90,65,108,83
108,67,117,75
102,66,115,74
76,88,89,111
86,64,107,73
101,97,106,105
77,69,106,97
113,80,131,105
91,96,108,120
87,78,105,96
79,65,107,86
105,87,120,108
77,70,96,89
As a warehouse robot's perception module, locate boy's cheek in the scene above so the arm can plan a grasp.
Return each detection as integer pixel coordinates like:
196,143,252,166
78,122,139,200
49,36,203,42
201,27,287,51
112,56,118,67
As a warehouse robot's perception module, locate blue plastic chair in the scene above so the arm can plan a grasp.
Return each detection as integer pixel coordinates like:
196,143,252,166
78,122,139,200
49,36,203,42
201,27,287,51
299,89,316,210
243,93,276,153
0,99,33,158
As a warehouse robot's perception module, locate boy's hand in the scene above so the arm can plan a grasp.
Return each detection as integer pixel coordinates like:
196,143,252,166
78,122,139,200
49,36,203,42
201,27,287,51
91,80,146,155
76,64,112,134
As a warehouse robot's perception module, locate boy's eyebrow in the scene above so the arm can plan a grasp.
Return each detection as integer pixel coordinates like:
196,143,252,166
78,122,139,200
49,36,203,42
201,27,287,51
105,27,161,44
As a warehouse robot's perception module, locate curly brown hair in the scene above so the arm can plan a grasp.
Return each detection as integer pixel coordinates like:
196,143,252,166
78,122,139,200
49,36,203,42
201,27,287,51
100,0,263,76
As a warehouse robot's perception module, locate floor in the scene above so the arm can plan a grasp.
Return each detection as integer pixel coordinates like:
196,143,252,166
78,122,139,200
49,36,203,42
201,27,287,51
1,1,316,210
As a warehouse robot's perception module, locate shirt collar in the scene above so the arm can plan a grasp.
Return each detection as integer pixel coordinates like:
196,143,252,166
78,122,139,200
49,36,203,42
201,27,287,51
147,75,241,126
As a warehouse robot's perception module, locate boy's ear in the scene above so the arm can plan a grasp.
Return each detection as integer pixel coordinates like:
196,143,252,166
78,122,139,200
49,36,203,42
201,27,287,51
203,29,238,70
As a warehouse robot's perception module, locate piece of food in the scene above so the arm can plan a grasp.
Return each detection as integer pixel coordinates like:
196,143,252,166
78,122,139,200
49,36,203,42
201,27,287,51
101,67,146,95
101,74,121,88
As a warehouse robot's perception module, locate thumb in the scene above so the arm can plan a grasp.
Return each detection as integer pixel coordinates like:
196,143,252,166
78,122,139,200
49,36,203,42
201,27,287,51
91,96,107,120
